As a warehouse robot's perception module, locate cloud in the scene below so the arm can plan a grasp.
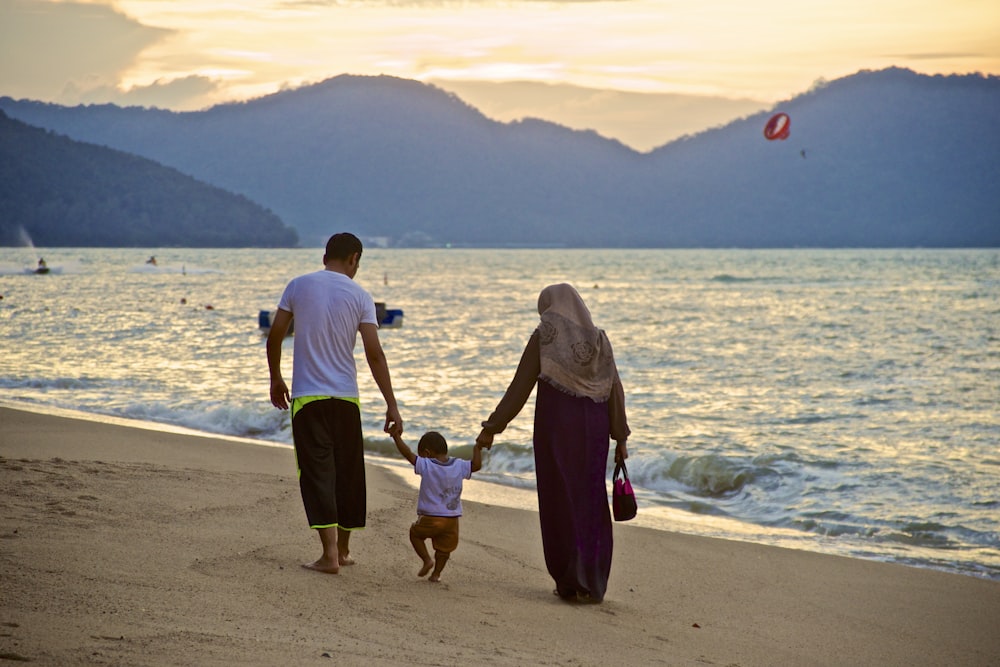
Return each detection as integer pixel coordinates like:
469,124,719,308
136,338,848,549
278,0,619,6
64,75,221,110
883,52,985,61
0,0,169,101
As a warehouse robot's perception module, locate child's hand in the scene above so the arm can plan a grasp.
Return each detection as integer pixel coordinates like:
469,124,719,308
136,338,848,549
388,422,403,438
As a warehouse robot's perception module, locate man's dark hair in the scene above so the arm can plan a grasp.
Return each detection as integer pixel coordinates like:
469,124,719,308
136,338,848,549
325,232,363,261
418,431,448,456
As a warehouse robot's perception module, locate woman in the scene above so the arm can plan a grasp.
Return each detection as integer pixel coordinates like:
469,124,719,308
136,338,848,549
477,283,630,603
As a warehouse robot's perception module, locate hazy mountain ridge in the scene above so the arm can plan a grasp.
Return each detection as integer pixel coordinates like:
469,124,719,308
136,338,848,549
0,111,298,247
1,68,997,247
622,69,999,247
432,78,769,151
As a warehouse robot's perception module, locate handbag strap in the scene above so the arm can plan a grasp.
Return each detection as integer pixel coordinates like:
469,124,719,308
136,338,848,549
614,460,630,481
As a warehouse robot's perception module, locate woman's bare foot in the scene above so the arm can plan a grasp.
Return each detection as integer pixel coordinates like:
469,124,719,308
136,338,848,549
417,559,434,577
302,557,339,574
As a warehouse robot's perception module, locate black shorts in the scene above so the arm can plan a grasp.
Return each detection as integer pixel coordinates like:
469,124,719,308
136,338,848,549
291,398,366,530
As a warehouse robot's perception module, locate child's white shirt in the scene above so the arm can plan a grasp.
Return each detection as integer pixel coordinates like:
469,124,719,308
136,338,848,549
414,456,473,517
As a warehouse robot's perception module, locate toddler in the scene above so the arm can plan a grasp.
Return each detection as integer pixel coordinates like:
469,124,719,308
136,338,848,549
390,426,483,582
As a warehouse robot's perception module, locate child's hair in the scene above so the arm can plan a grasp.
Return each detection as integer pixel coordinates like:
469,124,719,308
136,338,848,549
417,431,448,456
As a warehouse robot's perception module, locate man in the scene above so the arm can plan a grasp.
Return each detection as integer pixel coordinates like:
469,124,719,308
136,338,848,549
267,232,402,573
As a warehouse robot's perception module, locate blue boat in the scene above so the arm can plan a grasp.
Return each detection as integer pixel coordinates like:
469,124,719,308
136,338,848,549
258,302,403,333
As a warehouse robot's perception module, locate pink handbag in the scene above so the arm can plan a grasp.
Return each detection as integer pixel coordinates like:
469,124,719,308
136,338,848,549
612,461,637,522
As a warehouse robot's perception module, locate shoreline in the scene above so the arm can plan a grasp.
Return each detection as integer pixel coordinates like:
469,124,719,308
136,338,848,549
2,404,1000,665
5,400,997,582
3,400,998,582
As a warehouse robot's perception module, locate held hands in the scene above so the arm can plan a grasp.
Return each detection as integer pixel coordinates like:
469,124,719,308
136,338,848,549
475,428,494,450
384,408,402,436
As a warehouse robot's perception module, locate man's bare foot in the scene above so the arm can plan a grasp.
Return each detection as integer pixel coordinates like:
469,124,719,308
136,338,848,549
338,553,355,566
417,559,434,577
302,558,339,574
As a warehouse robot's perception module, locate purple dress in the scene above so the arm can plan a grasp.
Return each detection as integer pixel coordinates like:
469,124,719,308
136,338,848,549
482,331,629,602
534,379,614,601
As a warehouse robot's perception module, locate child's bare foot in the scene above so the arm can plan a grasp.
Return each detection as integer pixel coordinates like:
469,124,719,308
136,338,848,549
302,557,339,574
428,573,441,583
417,559,434,577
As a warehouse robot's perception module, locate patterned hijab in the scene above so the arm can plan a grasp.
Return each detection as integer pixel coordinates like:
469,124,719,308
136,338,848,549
536,283,618,402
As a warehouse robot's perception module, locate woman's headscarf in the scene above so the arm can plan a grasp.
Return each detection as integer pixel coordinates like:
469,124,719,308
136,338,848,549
536,283,618,402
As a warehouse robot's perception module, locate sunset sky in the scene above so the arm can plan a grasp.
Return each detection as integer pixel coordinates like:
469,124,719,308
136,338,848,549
2,0,998,149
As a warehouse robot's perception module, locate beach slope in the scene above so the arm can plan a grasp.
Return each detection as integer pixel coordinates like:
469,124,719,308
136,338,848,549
1,406,998,666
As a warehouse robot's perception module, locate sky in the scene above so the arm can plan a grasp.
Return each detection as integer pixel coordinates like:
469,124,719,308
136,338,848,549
2,0,998,149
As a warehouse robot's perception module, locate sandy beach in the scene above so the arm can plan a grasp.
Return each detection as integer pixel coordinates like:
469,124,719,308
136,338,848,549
1,404,998,666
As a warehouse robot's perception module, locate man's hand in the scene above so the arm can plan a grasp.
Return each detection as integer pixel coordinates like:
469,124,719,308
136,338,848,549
270,378,290,410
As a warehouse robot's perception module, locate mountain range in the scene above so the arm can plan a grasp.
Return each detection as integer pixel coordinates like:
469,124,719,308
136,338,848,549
1,67,998,248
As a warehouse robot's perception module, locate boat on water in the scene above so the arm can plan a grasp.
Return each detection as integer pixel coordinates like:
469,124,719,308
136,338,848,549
258,302,403,334
375,302,404,329
258,310,292,335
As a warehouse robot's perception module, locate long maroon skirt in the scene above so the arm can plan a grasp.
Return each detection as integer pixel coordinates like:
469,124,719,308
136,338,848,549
533,379,613,601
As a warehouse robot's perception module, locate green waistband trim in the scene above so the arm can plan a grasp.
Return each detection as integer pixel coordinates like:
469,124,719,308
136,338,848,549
291,395,360,418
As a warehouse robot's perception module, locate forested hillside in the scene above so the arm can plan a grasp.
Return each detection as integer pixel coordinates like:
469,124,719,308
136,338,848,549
0,111,298,247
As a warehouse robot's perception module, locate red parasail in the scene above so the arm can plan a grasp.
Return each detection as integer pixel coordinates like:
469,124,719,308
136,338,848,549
763,112,791,140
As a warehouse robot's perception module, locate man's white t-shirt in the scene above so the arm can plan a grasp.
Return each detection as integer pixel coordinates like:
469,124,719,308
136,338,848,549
414,456,473,517
277,269,378,398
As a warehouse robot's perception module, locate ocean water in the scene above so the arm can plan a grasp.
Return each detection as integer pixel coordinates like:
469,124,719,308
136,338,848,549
1,247,998,579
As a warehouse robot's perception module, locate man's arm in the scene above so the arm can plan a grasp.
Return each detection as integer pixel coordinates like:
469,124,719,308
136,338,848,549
266,308,294,410
359,322,402,433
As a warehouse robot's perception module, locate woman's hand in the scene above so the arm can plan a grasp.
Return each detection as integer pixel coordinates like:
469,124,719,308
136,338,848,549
476,429,494,450
614,440,628,464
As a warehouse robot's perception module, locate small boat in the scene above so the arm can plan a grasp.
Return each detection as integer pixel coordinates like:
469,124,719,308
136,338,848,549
375,302,404,329
258,303,403,333
34,266,50,275
258,310,293,335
